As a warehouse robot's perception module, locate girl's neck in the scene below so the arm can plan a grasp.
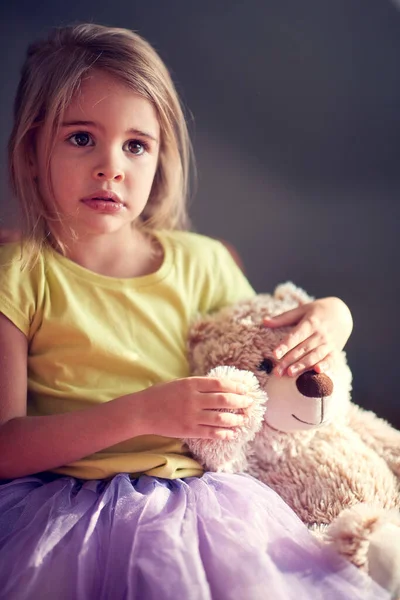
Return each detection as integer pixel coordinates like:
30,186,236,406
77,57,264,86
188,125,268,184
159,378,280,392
55,227,164,278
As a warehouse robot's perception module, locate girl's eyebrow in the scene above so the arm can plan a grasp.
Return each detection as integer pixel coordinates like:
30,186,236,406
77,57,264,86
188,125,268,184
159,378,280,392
61,120,159,142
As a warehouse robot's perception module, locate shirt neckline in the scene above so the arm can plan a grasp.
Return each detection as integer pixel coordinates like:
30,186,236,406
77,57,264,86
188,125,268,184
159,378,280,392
45,230,174,288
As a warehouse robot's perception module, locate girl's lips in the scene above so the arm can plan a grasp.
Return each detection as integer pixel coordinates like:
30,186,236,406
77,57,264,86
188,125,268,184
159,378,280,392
81,198,126,212
81,190,124,203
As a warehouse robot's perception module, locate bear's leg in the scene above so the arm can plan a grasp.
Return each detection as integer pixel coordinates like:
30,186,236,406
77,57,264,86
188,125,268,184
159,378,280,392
368,521,400,598
324,503,400,597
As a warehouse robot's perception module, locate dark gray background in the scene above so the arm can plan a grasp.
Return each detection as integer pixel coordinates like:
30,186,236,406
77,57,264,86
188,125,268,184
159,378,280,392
1,1,399,425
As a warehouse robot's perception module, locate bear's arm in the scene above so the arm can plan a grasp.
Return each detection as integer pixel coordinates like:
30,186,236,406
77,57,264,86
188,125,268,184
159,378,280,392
348,403,400,478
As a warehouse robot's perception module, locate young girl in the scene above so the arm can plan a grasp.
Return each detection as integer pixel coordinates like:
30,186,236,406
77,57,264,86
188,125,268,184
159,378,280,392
0,23,389,600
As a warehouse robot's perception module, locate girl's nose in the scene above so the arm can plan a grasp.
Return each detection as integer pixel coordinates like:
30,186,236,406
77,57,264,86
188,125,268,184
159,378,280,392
93,168,124,182
93,154,125,182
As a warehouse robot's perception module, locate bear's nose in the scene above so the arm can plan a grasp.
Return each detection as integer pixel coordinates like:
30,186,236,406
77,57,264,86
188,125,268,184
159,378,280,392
296,370,333,397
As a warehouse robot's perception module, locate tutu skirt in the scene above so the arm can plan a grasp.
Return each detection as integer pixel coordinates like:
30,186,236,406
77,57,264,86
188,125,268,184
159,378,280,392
0,472,389,600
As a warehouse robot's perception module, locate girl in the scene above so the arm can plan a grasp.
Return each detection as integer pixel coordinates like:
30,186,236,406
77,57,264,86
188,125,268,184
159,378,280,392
0,23,388,600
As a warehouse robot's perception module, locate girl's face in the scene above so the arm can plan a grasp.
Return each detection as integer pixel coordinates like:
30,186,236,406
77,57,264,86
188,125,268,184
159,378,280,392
34,70,160,241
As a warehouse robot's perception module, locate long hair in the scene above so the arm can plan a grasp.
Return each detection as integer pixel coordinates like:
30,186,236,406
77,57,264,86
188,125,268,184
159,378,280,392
8,23,193,263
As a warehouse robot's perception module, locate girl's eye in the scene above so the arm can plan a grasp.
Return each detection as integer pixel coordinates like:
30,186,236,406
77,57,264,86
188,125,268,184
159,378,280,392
125,140,146,155
257,358,275,374
68,132,93,147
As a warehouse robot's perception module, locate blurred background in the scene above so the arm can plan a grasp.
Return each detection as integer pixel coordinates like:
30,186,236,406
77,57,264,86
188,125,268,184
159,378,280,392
1,1,399,426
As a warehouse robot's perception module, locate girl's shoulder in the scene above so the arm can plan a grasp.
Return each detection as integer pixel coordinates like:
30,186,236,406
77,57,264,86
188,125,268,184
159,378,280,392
156,230,254,310
0,242,46,278
0,241,24,263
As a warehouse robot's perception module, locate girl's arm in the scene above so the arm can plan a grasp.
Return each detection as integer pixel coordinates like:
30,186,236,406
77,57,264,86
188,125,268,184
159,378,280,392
0,312,150,478
0,313,251,479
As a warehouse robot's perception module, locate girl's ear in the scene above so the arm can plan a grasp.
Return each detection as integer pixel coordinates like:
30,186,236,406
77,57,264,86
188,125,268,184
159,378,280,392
26,129,40,179
28,145,38,179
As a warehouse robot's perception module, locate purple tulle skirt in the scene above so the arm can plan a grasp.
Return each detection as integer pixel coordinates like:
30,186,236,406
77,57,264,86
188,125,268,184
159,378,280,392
0,472,389,600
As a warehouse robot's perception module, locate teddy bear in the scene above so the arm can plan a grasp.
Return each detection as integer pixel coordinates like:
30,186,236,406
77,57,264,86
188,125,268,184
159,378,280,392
185,282,400,598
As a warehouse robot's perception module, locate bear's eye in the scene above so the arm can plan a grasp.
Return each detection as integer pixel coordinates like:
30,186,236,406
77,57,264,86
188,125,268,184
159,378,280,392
257,358,274,374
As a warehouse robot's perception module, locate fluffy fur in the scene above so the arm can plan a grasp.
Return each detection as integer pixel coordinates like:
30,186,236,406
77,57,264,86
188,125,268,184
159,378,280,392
186,282,400,598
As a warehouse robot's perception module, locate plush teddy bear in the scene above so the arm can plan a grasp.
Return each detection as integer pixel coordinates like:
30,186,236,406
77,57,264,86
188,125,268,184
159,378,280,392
185,283,400,598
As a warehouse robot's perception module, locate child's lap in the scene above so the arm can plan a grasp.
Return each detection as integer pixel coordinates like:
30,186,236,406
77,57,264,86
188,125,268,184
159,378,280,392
0,472,389,600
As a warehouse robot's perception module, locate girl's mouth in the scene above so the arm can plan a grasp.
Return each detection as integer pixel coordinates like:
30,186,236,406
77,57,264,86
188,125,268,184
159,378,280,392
80,191,125,212
81,197,125,212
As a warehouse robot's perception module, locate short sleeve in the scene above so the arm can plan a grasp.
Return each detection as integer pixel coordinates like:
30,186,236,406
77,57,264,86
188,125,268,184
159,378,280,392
0,243,43,337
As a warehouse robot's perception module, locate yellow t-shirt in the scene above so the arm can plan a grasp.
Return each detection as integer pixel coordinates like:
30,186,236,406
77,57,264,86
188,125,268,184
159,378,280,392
0,230,255,479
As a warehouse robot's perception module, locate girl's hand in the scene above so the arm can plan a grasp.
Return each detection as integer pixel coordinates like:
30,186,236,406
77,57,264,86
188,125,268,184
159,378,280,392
135,376,253,440
263,297,353,377
0,228,20,243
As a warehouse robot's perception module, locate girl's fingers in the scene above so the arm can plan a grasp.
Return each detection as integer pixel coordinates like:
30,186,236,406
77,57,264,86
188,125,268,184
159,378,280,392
196,377,248,396
200,392,253,411
274,332,320,371
200,410,245,428
276,343,331,377
263,306,304,328
313,358,331,374
273,318,318,360
196,427,238,440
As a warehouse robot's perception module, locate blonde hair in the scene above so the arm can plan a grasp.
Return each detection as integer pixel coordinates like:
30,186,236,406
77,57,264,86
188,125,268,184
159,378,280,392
8,23,193,260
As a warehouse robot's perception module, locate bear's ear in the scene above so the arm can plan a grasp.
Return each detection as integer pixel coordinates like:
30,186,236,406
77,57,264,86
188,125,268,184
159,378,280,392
188,302,250,352
187,316,219,350
273,282,314,305
188,313,235,375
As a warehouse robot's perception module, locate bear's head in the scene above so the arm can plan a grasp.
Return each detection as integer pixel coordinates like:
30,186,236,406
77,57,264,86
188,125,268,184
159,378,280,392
188,282,352,433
